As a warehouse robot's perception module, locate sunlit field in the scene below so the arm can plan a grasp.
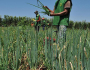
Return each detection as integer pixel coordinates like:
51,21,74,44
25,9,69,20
0,26,90,70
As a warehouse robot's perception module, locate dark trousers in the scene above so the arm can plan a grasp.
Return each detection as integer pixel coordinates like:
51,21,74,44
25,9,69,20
42,25,45,30
35,26,40,32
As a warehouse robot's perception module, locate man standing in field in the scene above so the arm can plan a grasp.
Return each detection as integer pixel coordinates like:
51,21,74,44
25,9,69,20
34,11,41,32
44,0,72,43
44,0,72,69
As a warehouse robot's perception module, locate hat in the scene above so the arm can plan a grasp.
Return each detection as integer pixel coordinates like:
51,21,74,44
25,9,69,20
34,11,38,14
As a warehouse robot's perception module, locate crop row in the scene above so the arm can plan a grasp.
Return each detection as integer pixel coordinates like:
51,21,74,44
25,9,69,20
0,26,90,70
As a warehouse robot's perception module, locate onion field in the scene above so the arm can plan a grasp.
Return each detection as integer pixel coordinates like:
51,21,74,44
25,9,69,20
0,26,90,70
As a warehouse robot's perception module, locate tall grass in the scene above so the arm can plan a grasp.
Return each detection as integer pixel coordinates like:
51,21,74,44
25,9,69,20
0,26,90,70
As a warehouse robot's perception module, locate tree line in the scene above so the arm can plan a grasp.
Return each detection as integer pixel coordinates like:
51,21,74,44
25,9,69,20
0,15,90,29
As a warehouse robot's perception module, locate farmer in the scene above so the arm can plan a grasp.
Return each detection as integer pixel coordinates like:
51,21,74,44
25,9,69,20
34,11,41,32
44,0,72,43
42,18,46,30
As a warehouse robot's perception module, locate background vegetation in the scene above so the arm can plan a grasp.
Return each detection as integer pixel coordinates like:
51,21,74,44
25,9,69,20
0,15,90,29
0,15,90,70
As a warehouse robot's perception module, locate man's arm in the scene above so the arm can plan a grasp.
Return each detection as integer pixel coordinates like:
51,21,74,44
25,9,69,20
37,16,41,22
50,8,68,16
50,1,71,16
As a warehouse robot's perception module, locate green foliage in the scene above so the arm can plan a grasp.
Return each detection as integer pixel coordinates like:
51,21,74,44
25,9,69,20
0,26,90,70
0,16,2,26
74,21,81,29
82,21,88,29
87,22,90,29
0,15,90,30
68,20,74,28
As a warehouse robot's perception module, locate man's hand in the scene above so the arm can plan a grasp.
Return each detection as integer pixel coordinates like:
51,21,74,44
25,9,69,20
49,12,54,16
44,6,48,9
50,12,54,14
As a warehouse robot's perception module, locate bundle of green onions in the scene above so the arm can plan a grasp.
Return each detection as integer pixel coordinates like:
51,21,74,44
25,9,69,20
27,0,50,15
